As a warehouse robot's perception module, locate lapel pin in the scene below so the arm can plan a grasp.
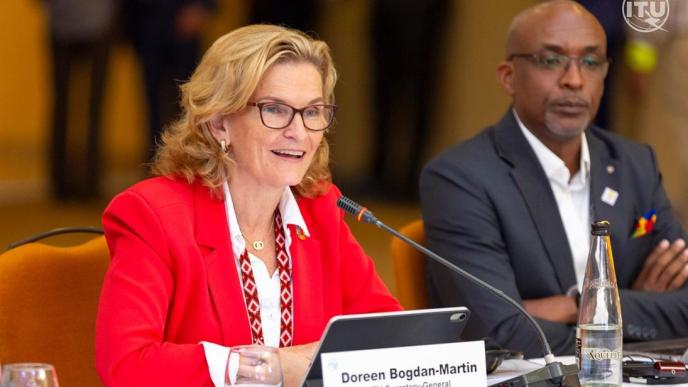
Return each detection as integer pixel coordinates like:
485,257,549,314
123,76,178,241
606,165,615,174
601,187,619,206
295,226,307,240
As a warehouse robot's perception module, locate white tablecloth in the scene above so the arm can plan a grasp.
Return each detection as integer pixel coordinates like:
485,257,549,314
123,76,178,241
490,356,688,386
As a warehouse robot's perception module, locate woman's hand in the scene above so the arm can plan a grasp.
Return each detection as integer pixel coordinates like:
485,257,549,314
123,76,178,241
279,342,319,387
228,346,282,386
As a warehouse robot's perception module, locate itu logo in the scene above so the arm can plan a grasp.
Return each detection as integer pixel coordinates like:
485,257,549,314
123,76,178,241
622,0,670,32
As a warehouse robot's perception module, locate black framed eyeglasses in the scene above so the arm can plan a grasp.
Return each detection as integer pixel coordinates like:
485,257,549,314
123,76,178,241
247,101,337,132
508,52,611,76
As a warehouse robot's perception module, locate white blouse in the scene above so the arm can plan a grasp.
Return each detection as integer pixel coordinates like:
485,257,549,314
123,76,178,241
201,182,310,386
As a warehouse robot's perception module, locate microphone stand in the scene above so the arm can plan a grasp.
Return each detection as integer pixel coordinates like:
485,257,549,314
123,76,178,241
337,196,580,387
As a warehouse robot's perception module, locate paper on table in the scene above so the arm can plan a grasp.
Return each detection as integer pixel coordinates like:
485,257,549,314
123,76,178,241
486,358,543,384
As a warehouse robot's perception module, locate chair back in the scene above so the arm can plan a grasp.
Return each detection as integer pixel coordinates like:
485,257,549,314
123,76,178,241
389,219,429,309
0,235,109,386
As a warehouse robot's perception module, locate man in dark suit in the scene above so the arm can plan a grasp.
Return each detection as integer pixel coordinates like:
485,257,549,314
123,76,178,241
420,0,688,358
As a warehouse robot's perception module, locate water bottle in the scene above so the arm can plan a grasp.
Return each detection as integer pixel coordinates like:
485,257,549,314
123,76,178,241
576,220,623,386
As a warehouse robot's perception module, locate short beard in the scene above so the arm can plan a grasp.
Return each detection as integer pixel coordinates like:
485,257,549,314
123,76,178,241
543,111,590,140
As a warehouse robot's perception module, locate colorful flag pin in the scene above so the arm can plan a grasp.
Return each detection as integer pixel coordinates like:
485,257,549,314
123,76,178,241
632,209,657,239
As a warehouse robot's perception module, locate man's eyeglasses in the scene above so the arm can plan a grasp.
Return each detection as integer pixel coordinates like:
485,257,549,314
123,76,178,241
247,101,337,132
508,53,611,76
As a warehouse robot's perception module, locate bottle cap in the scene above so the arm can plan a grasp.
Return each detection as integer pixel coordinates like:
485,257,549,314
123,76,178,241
591,220,611,236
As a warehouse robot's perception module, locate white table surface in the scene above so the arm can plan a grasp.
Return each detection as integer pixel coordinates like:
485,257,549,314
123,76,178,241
489,356,688,386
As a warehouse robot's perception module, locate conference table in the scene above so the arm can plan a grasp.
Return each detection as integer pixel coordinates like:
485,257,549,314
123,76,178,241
491,356,688,386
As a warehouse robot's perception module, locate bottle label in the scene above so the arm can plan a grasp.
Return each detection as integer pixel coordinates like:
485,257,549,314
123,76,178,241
576,325,623,385
583,347,622,361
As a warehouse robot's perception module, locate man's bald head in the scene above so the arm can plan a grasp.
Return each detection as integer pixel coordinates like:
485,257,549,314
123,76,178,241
506,0,607,56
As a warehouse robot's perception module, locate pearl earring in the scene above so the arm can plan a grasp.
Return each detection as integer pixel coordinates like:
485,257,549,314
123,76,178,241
220,140,227,152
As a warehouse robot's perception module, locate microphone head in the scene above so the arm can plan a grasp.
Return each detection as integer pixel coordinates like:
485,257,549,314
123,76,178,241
337,196,361,216
337,196,378,224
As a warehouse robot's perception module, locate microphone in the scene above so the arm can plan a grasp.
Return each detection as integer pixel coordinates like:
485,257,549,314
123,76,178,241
337,196,580,387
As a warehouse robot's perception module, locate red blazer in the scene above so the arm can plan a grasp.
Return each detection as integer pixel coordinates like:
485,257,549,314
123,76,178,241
95,177,401,387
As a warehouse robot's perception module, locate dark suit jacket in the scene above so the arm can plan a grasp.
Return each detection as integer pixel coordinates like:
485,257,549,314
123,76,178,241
420,110,688,357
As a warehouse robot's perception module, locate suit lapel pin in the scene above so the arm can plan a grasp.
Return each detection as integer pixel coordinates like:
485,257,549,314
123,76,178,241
295,226,307,240
606,165,615,174
601,187,619,206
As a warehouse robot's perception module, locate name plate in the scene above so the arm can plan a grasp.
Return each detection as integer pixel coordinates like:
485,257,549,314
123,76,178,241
320,341,486,387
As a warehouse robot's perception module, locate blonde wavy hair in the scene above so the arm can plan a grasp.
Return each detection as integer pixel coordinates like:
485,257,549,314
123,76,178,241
151,24,337,197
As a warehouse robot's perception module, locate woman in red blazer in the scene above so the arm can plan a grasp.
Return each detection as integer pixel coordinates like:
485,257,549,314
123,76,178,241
95,24,401,387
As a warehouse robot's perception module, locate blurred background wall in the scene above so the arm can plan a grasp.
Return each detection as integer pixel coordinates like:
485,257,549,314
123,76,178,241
0,0,530,205
0,0,684,249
